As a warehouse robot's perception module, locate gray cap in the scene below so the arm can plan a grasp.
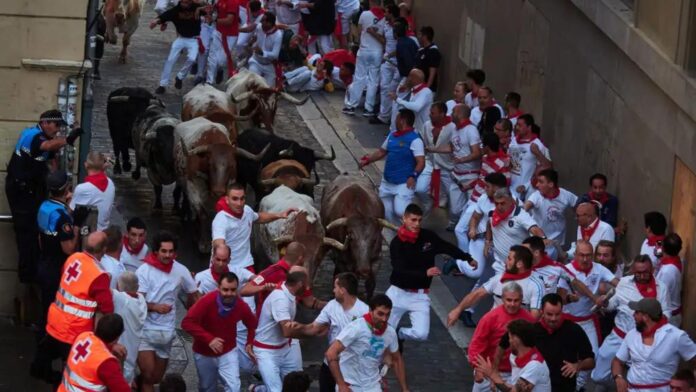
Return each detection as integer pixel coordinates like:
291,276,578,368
628,298,662,319
46,171,70,192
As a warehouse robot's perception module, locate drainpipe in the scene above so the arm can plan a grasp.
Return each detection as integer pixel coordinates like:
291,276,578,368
78,0,100,181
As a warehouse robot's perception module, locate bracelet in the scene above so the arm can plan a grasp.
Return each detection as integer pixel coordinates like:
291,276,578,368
613,374,624,380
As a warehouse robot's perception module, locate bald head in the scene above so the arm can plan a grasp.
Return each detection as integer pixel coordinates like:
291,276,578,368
85,231,107,260
576,202,598,228
408,68,425,85
285,242,306,266
85,151,107,172
452,104,471,123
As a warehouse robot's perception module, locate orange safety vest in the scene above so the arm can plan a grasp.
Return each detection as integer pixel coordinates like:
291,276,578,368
57,331,115,392
46,252,107,344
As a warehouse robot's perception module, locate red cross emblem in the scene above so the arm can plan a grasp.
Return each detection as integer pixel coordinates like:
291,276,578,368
72,338,91,363
64,261,82,284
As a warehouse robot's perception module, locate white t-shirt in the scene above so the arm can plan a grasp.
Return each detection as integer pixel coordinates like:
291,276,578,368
255,284,296,346
212,205,259,268
357,10,384,52
275,0,301,24
508,137,547,194
470,104,505,127
532,263,574,296
335,0,360,14
421,120,456,171
112,289,147,382
120,244,149,273
473,194,495,234
380,134,425,156
381,20,397,55
483,273,545,310
568,219,615,258
100,254,127,290
69,177,116,231
195,266,257,313
510,352,552,392
336,317,399,389
464,92,478,110
608,275,671,334
451,123,482,176
491,207,539,268
560,262,616,317
445,99,460,116
315,299,369,347
616,324,696,387
136,261,197,330
526,188,578,246
656,263,682,318
252,24,283,64
640,239,661,268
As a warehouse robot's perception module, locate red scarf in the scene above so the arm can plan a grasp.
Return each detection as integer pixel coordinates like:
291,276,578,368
542,187,560,200
122,235,145,255
411,83,427,95
210,265,230,284
215,196,243,219
572,259,593,275
500,269,532,283
370,6,385,21
647,235,666,247
534,255,558,270
641,316,668,339
144,252,174,274
430,168,442,207
363,312,387,335
456,119,472,129
635,277,657,298
580,218,600,241
84,171,108,192
514,347,544,368
589,191,609,206
539,316,563,335
392,127,415,138
515,133,538,144
507,110,524,120
432,116,452,134
660,255,682,273
397,226,418,243
491,205,515,227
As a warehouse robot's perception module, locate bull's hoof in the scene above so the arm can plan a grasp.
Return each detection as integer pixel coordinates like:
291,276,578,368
113,163,122,175
131,170,140,180
122,161,132,172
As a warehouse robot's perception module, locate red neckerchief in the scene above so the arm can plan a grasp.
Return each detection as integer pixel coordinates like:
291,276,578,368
539,316,564,335
580,218,600,241
660,255,682,273
491,204,515,227
542,187,560,200
144,252,174,274
411,83,427,95
397,226,419,243
641,316,668,339
534,255,558,270
572,259,593,275
122,235,145,255
370,6,385,21
84,171,108,192
507,110,524,120
263,26,278,35
514,347,544,368
635,276,657,298
432,116,452,134
589,191,609,206
210,265,230,284
647,235,666,247
430,168,442,207
215,196,243,219
456,119,472,129
392,127,415,138
500,269,532,283
363,312,387,335
515,133,538,144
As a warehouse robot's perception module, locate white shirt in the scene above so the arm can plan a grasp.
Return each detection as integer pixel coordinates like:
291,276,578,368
445,100,461,116
395,86,434,132
526,188,578,246
509,351,552,392
508,137,547,194
136,261,197,330
532,263,574,296
483,273,545,310
275,0,301,24
560,262,616,317
69,177,116,231
473,194,494,234
315,299,369,347
255,284,296,346
640,238,661,268
100,254,127,289
491,207,539,267
421,120,455,171
464,92,478,110
470,104,505,127
656,262,682,319
336,317,399,389
112,289,147,382
451,123,481,176
381,20,397,56
616,324,696,387
252,24,283,65
357,10,384,52
568,219,615,258
608,275,671,334
212,205,259,268
335,0,360,14
120,244,149,273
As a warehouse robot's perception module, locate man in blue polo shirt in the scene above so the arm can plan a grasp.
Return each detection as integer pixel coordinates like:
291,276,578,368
359,108,425,224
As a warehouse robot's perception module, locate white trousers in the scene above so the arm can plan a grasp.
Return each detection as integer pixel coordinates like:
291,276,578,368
236,329,257,374
472,372,511,392
386,285,430,341
379,180,415,225
345,49,382,111
591,331,623,387
378,61,400,122
249,58,278,88
284,67,323,92
308,35,334,55
194,350,241,392
160,37,198,87
207,32,238,84
254,342,302,392
576,318,600,389
456,237,487,280
337,385,381,392
415,162,454,216
454,201,477,252
390,77,408,130
197,23,215,78
448,175,476,224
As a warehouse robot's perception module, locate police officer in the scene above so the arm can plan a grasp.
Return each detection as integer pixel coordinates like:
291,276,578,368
5,109,82,283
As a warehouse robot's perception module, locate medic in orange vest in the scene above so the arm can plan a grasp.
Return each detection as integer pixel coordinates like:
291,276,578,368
59,313,131,392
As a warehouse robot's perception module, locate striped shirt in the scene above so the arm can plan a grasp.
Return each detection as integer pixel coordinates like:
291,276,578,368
483,273,545,310
468,152,511,202
532,263,575,296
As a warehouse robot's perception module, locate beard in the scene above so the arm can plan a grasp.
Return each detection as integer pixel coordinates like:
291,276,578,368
636,320,646,332
506,265,519,274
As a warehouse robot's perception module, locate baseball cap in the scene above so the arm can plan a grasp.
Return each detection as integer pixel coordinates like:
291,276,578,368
39,110,67,126
628,298,662,319
46,171,70,192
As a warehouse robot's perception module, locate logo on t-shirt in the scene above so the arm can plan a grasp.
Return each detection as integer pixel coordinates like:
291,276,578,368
362,336,385,360
508,220,515,228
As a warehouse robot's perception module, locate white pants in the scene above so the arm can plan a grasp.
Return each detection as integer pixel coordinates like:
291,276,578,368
207,32,238,84
390,77,408,130
254,342,302,392
379,181,415,225
456,237,487,279
236,329,257,374
194,350,241,392
154,0,176,14
308,35,334,55
197,23,215,79
159,37,198,87
338,9,359,36
415,162,454,216
575,318,600,389
448,175,476,224
472,372,511,392
591,331,623,387
345,49,382,111
386,286,430,341
338,385,381,392
284,67,323,92
249,57,278,88
378,61,400,122
454,201,477,253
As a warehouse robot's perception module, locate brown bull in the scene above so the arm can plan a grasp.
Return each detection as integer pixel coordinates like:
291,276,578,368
258,159,316,196
103,0,143,63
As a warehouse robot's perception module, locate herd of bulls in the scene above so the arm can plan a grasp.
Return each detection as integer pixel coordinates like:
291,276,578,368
107,70,397,295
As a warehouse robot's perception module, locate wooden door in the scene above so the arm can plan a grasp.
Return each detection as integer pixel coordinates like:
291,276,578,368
671,157,696,335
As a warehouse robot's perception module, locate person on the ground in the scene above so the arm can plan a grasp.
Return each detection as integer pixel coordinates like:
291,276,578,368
359,109,425,225
282,371,312,392
504,91,524,128
508,113,552,201
283,58,334,92
670,369,696,392
182,271,258,392
387,203,474,350
390,68,433,131
476,319,551,392
6,109,81,283
58,314,130,392
464,69,485,109
640,210,668,268
249,11,285,87
31,232,114,387
371,4,401,125
299,273,369,392
468,282,534,392
446,81,466,115
577,172,620,230
612,298,696,392
567,202,615,259
657,233,684,326
100,226,127,289
470,86,505,128
69,151,115,231
414,26,440,92
322,48,355,88
334,0,360,49
112,271,148,385
120,217,149,272
325,294,409,392
212,183,296,272
136,231,200,392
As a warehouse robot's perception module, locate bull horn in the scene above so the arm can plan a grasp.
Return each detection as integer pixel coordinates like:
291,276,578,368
323,237,346,251
325,217,348,231
378,218,399,231
278,147,293,158
273,235,294,245
108,95,130,102
279,92,309,105
313,146,336,161
237,143,270,162
188,145,210,155
230,91,254,103
259,178,280,186
144,130,157,140
300,178,317,186
234,104,259,121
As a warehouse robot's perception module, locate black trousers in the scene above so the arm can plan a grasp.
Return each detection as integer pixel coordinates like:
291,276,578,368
5,176,43,283
319,362,337,392
30,333,71,387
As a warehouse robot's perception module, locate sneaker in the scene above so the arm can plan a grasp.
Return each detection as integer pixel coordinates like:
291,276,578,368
442,258,458,275
174,77,183,90
369,116,388,125
342,106,355,115
190,62,198,75
460,310,477,328
362,110,376,117
155,86,165,95
396,326,405,354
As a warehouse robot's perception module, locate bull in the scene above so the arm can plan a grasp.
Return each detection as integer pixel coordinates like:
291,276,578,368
254,185,345,282
103,0,144,63
174,117,267,252
258,159,316,196
226,69,309,131
321,174,398,297
107,87,164,174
